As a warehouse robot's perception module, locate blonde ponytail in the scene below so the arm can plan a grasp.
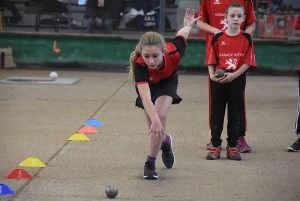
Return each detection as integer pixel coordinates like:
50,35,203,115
128,44,140,85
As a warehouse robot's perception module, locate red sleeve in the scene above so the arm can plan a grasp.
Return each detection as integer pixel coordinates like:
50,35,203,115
294,14,300,30
243,38,257,69
244,0,257,26
199,0,209,24
206,36,218,66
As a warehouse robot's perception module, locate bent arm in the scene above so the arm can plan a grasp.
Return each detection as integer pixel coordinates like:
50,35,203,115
234,64,250,77
208,65,215,77
245,22,256,35
197,20,222,35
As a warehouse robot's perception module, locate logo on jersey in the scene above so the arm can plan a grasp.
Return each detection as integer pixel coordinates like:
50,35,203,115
225,58,237,70
214,0,220,4
221,41,226,45
215,13,225,17
220,18,228,30
149,76,155,81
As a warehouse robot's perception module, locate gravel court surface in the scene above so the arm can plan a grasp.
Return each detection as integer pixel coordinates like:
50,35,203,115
0,69,299,201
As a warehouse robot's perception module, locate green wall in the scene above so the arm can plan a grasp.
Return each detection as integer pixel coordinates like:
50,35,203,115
0,35,132,65
0,33,299,73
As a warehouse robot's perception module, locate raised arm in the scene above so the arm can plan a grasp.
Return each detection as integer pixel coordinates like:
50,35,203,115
176,8,200,40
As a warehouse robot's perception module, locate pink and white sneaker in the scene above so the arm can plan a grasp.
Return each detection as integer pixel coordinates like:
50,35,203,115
237,137,252,153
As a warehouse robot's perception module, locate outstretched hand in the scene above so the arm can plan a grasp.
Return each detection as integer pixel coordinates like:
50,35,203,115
183,8,200,28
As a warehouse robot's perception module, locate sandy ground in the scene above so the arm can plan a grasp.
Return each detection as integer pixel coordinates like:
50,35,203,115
0,69,299,201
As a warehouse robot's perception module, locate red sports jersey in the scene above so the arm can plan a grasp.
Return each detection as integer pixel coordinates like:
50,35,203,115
206,31,257,71
199,0,256,31
294,14,300,30
134,36,186,84
199,0,257,58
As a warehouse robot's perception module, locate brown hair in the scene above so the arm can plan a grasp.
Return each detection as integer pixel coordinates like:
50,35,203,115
128,32,165,85
226,2,245,15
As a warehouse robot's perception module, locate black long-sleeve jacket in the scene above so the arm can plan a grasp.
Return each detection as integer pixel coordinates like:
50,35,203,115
84,0,119,20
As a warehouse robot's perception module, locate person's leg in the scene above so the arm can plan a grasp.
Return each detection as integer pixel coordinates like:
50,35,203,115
206,78,227,160
236,71,252,153
86,18,95,34
155,96,175,168
287,70,300,152
226,74,245,160
155,96,172,131
210,80,226,147
103,18,113,34
238,89,246,138
144,95,172,159
294,70,300,136
143,95,173,179
227,101,240,148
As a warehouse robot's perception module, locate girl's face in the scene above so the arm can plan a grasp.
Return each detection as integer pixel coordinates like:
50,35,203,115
226,7,245,29
141,45,163,70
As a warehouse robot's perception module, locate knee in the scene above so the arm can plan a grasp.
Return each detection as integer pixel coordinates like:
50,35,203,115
87,18,95,25
103,18,113,34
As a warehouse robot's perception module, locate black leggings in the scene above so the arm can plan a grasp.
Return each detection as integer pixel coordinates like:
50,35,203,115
294,72,300,135
209,73,246,147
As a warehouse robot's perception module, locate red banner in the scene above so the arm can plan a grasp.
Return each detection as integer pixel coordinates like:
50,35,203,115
258,14,296,39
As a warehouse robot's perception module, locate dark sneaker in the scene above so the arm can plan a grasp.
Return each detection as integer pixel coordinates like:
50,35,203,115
287,139,300,152
206,146,221,160
226,146,242,161
161,134,175,169
237,137,252,153
143,162,158,180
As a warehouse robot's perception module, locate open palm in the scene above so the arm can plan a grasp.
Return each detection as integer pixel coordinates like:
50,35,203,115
183,8,199,27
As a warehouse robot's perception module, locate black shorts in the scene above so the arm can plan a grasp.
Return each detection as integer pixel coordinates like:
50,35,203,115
135,74,182,109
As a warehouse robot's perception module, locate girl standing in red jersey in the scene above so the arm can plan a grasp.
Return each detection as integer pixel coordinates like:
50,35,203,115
197,0,256,152
205,2,257,161
128,8,199,180
287,13,300,152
